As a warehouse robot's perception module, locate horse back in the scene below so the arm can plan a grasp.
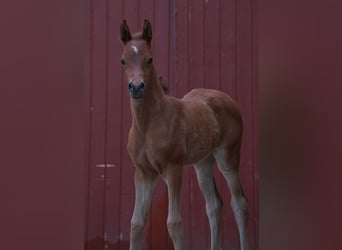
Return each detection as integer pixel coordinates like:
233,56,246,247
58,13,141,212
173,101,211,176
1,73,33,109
183,88,242,122
182,88,243,148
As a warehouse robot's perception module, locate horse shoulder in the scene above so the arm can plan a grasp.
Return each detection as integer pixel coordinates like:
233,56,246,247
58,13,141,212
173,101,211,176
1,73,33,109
145,99,188,164
127,127,148,166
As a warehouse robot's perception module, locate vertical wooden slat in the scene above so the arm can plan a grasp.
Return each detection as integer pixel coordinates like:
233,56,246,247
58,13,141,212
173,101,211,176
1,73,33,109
138,0,154,25
168,0,175,96
174,0,192,248
84,0,92,248
219,0,240,248
137,0,158,249
188,0,205,89
120,0,139,248
104,0,124,249
220,0,236,97
251,0,259,248
204,0,220,90
86,0,108,249
154,0,170,80
102,1,109,249
174,0,190,97
149,1,170,249
148,180,169,250
205,2,221,249
236,0,257,250
188,0,209,249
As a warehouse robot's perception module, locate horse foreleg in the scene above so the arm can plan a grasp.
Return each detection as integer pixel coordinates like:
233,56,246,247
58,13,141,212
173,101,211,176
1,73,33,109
130,168,158,250
194,155,223,250
163,166,183,250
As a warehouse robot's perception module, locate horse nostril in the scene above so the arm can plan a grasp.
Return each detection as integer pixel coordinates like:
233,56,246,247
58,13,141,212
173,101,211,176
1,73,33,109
128,82,134,91
139,82,145,89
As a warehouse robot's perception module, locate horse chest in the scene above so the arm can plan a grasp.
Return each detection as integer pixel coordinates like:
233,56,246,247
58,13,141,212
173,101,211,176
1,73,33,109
128,131,183,174
145,134,186,165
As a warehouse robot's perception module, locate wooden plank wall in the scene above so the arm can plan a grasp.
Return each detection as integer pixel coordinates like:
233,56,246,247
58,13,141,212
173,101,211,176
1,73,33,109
85,0,258,249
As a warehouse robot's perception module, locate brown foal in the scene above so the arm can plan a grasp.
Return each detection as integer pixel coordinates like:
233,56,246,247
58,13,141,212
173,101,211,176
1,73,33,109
119,19,249,250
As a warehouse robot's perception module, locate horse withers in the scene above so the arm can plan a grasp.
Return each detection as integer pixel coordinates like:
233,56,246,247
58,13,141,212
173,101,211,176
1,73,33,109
119,19,249,250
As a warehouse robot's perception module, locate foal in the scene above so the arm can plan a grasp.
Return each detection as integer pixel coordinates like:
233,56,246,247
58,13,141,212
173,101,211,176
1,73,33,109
120,19,249,250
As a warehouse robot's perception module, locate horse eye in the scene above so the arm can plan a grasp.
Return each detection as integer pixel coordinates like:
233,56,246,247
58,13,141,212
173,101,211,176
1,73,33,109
120,58,126,66
147,57,153,65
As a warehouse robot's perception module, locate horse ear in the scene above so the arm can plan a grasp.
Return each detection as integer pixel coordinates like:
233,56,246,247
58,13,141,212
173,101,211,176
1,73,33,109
142,19,152,45
120,20,132,44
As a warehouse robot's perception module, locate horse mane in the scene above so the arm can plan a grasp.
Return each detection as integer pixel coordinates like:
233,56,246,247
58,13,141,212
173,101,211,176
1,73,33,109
158,76,169,94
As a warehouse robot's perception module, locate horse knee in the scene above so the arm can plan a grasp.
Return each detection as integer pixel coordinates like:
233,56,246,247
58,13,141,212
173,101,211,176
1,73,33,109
167,219,183,232
130,222,145,240
231,195,248,217
206,199,223,220
130,221,146,249
167,219,183,241
131,215,147,234
131,221,144,230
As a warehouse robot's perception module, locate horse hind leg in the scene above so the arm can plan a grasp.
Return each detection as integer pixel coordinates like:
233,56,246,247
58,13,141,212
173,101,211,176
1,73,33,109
194,154,223,250
214,144,249,250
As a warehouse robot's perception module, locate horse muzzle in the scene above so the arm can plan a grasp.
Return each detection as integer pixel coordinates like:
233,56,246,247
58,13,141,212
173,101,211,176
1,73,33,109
128,81,145,99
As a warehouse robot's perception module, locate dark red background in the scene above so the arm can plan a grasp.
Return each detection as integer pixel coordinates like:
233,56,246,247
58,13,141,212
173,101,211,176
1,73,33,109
1,0,342,250
259,0,342,249
0,1,84,250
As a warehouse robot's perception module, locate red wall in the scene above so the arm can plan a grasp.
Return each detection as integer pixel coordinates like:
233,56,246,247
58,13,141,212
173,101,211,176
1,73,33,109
259,0,342,249
0,1,84,250
85,0,258,249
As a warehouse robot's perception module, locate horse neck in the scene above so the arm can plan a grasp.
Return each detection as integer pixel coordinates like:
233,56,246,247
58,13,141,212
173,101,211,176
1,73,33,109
130,66,168,132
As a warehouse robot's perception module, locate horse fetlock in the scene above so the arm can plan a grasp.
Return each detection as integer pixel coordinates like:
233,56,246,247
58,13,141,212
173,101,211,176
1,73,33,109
231,196,248,212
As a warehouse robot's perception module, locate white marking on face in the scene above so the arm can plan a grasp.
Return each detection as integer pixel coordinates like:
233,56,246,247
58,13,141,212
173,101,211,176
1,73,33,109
131,45,138,55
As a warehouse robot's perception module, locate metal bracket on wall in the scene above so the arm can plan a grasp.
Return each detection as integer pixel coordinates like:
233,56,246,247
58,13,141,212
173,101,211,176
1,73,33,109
95,164,115,168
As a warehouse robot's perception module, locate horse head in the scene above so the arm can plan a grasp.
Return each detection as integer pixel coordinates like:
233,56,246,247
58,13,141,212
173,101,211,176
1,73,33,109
120,19,155,100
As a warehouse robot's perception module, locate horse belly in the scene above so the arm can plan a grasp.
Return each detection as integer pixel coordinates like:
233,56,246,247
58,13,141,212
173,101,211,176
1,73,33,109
182,109,221,164
183,125,220,164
